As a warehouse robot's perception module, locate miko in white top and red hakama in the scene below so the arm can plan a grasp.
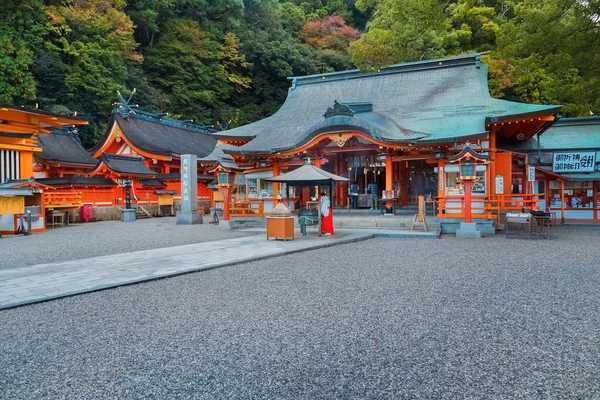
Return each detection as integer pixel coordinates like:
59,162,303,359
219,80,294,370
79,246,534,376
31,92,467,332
320,193,334,235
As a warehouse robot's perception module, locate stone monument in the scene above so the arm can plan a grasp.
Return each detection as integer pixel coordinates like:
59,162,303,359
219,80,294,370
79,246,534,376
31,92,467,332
176,154,202,224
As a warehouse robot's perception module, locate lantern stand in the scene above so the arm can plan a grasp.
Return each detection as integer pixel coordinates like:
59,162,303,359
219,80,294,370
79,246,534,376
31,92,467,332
207,158,240,230
448,142,491,239
217,169,235,229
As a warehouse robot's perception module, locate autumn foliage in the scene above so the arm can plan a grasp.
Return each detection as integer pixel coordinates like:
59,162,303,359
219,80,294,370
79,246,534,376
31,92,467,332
299,16,360,53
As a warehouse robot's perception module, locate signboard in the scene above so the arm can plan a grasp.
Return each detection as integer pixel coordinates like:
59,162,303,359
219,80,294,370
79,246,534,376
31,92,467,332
527,166,536,182
552,152,596,172
495,175,504,195
0,196,25,215
158,194,174,206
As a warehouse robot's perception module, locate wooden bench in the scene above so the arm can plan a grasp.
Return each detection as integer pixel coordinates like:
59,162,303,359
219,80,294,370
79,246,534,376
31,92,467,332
51,211,65,227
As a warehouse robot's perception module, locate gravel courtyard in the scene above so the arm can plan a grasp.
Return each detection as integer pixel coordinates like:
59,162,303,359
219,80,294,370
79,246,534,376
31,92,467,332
0,224,599,399
0,217,258,269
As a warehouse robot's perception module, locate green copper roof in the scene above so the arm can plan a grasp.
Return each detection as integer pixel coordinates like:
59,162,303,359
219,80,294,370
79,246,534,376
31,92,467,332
218,54,560,155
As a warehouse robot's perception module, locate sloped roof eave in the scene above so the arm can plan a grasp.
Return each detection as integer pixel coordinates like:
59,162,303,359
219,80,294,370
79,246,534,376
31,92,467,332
486,107,561,123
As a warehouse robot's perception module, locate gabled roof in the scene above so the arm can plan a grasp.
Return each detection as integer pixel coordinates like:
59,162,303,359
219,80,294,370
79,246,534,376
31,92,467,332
90,111,218,158
138,178,167,188
35,177,117,188
36,131,97,166
217,54,560,155
89,153,156,177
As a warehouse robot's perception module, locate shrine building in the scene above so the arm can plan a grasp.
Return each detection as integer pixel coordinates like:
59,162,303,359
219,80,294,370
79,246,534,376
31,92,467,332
214,53,575,225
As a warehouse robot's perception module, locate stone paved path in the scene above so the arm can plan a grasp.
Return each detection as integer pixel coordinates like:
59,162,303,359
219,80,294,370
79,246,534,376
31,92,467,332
0,229,373,309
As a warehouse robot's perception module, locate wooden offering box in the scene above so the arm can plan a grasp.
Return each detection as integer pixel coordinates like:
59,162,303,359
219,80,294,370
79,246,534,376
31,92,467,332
266,216,295,241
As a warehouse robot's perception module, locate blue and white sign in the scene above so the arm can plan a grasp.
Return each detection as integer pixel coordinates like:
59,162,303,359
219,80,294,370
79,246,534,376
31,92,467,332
552,152,596,172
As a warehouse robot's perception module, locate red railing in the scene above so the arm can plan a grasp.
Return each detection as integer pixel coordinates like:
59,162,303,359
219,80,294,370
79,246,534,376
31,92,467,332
436,194,543,229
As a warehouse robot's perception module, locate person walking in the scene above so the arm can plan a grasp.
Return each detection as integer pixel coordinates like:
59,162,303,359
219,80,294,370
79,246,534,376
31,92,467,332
320,192,334,235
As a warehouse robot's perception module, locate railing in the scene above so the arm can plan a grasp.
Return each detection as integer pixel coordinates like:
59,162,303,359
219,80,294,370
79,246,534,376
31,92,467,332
436,194,543,229
44,191,83,209
488,194,542,228
230,199,264,217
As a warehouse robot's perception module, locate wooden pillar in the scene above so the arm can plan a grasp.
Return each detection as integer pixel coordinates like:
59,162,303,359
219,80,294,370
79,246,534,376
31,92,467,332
164,164,171,174
19,152,33,179
272,161,280,197
489,129,497,195
560,179,565,224
400,161,408,206
223,187,230,221
313,156,322,168
385,152,393,209
594,181,598,222
464,181,472,223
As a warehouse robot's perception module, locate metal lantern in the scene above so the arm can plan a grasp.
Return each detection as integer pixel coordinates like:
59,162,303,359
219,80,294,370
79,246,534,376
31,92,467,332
434,149,445,160
459,161,476,180
217,170,235,187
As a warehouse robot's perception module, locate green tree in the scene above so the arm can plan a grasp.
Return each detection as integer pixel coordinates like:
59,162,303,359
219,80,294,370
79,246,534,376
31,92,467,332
44,0,141,116
492,0,600,115
0,0,46,103
350,0,450,69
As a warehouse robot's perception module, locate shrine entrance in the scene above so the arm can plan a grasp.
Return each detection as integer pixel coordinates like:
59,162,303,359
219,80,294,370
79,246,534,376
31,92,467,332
405,160,438,204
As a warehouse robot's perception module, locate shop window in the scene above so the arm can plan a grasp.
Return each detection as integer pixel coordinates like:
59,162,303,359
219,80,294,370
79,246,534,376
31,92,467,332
549,181,595,209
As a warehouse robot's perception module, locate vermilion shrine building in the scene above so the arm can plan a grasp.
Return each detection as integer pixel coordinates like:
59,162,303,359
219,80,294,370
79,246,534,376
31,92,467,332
214,54,599,224
2,53,600,234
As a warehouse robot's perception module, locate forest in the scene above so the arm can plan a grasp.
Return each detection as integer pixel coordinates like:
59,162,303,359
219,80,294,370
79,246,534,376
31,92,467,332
1,0,599,147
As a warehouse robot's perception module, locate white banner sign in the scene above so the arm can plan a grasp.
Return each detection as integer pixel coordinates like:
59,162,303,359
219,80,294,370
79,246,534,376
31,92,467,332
553,152,596,172
527,166,535,182
495,175,504,194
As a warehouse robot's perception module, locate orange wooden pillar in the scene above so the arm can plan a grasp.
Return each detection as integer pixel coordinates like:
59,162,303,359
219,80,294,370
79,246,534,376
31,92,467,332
19,152,34,179
272,161,280,198
223,187,231,221
385,152,393,209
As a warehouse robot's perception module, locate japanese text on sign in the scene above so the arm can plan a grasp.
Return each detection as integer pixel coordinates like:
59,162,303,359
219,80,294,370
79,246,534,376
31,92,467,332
553,152,596,172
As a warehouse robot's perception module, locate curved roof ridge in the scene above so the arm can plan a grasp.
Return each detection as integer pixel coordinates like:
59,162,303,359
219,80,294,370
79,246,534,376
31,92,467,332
288,53,487,87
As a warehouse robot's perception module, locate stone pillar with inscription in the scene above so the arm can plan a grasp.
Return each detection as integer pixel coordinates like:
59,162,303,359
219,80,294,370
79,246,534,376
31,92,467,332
176,154,202,225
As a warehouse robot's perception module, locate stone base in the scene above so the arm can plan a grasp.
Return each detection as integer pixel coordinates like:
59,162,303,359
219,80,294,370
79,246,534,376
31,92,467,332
219,220,231,229
456,222,482,239
176,211,203,225
440,219,495,235
121,209,136,222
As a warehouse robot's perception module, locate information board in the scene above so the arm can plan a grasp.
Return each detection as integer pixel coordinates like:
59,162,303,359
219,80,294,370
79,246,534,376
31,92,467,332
0,197,25,214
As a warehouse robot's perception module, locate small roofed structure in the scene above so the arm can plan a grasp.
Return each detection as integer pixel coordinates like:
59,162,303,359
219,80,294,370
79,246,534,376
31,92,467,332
267,161,348,236
89,153,156,178
36,128,97,177
1,106,88,183
266,161,350,185
36,177,117,188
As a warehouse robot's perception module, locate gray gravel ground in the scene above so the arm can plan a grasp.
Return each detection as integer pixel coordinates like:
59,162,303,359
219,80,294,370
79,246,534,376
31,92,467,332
1,224,599,399
0,216,257,269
